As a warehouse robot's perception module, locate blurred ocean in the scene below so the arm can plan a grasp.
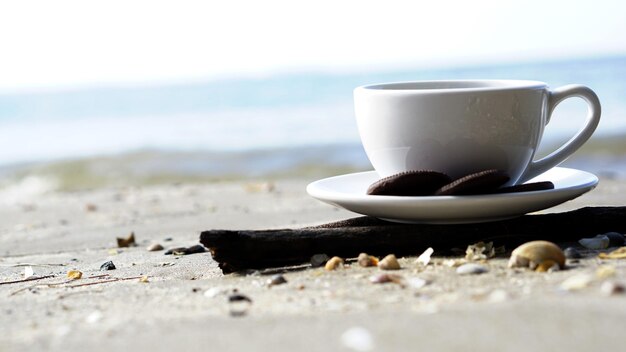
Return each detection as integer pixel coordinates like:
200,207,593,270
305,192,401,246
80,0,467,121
1,55,625,187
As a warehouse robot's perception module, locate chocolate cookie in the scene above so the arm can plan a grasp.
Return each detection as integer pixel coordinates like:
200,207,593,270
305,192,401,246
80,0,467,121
367,170,452,196
435,169,510,196
493,181,555,194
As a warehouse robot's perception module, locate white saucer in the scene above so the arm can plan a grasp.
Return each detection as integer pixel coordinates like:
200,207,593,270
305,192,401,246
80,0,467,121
306,167,598,224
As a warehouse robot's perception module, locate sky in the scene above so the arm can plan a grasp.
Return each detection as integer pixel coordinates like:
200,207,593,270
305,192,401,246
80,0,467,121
0,0,625,92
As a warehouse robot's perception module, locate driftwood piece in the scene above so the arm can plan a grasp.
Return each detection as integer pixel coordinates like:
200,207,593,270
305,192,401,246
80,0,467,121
200,207,626,273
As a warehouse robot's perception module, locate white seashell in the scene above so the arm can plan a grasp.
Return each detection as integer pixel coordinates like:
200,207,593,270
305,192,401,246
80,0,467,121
560,274,594,291
487,289,509,303
578,235,609,249
415,247,434,266
24,266,34,279
456,263,488,275
406,277,428,289
340,326,375,351
508,241,565,269
600,281,625,296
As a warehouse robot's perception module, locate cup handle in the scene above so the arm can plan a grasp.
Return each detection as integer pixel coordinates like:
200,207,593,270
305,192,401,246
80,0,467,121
519,85,601,183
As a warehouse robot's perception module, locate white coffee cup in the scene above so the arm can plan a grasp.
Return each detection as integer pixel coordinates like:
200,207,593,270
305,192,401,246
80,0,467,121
354,80,601,185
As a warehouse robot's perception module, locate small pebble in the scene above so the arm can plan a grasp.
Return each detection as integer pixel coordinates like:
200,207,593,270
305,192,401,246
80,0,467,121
579,235,610,249
228,293,252,317
66,270,83,280
378,254,401,270
456,263,488,275
85,310,103,324
603,232,625,246
487,289,509,303
369,273,405,286
311,254,330,267
116,232,136,248
406,277,428,290
600,281,625,296
340,326,375,351
325,256,344,271
563,247,582,259
204,287,223,298
267,274,287,287
357,253,379,267
560,274,594,291
24,266,34,279
147,243,164,252
100,261,116,271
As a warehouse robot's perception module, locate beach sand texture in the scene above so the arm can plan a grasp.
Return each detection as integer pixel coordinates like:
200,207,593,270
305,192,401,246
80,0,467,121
1,176,625,351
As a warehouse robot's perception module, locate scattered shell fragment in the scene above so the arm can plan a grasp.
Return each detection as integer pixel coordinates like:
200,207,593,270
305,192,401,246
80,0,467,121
579,235,609,249
100,261,116,271
340,326,375,352
139,276,149,283
267,274,287,287
406,277,429,290
310,254,330,267
535,260,560,272
595,265,616,279
67,270,83,280
603,232,625,246
600,281,625,296
24,266,34,279
508,241,565,270
357,253,379,267
378,254,401,270
456,263,489,275
465,241,495,261
560,274,594,291
415,248,434,266
325,256,344,271
369,273,405,286
85,310,103,324
487,289,509,303
147,243,164,252
598,247,626,259
443,259,466,267
243,182,275,193
85,203,98,212
563,247,582,259
204,287,224,298
116,232,136,248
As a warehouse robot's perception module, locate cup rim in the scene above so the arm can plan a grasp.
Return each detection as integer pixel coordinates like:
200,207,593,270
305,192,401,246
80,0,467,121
356,79,547,93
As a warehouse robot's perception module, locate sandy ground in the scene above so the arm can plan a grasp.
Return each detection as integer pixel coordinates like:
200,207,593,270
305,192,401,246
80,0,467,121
1,176,625,352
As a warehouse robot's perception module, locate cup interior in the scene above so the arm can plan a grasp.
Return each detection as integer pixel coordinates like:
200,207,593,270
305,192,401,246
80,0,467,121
362,80,546,92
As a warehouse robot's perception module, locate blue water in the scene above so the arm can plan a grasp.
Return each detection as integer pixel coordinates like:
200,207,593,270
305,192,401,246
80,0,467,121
0,55,625,166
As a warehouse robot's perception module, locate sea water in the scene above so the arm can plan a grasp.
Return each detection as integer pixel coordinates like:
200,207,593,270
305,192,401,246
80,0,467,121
0,56,625,180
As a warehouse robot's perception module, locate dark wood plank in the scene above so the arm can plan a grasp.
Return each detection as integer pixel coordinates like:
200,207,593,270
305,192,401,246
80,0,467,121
200,207,626,273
